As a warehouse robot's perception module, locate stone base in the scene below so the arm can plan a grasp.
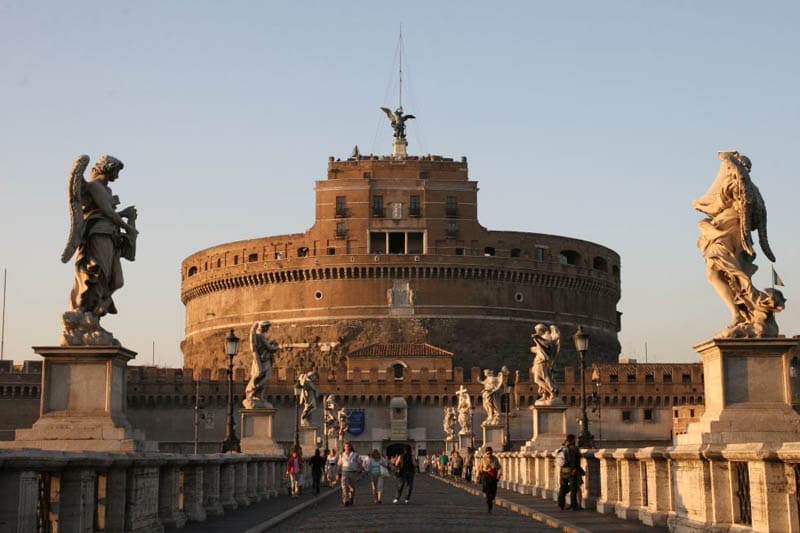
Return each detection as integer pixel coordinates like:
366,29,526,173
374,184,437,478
639,509,669,527
481,424,504,451
521,404,567,452
7,346,156,452
299,426,318,454
240,408,284,456
392,139,408,158
458,433,473,451
677,338,800,446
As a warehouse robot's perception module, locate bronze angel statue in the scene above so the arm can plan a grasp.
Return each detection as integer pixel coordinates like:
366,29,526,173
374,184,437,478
693,151,784,338
380,106,415,141
60,155,138,346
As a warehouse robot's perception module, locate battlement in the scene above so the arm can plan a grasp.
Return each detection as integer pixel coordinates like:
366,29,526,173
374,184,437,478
326,154,467,181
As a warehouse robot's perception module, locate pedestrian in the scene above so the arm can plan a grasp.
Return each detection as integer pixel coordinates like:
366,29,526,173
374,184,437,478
557,434,582,511
393,444,415,504
326,449,338,487
479,446,502,513
308,448,326,495
365,449,389,503
286,448,303,498
438,450,449,477
451,450,463,480
464,446,474,483
337,441,361,506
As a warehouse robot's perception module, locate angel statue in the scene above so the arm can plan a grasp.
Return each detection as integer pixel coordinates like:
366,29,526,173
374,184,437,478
297,371,318,427
478,366,509,427
60,155,138,346
324,394,338,437
693,151,785,338
243,321,280,409
531,324,562,405
337,407,349,437
456,385,473,436
380,106,415,141
443,407,457,441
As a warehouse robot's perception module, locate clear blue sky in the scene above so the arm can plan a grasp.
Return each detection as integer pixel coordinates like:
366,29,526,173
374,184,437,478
1,1,798,367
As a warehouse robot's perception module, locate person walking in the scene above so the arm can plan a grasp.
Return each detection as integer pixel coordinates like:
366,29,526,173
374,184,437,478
438,451,449,477
451,450,464,480
325,449,338,487
308,448,326,495
479,446,502,513
557,434,582,510
365,449,388,503
286,449,303,498
393,444,415,504
463,446,475,483
337,441,361,506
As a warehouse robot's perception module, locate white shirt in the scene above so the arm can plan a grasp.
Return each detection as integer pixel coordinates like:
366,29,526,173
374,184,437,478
338,450,360,472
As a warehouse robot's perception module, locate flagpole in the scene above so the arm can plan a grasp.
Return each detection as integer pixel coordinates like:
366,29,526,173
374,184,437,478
1,268,6,361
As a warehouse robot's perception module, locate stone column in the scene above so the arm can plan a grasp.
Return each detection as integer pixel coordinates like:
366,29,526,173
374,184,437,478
613,448,642,520
104,462,131,533
182,462,206,522
635,448,669,526
158,460,187,528
0,469,39,533
124,462,163,533
202,458,223,517
743,456,793,532
246,460,260,503
60,468,96,533
233,459,250,507
666,447,712,531
596,449,620,514
219,460,238,511
543,452,558,500
256,460,269,500
581,450,600,511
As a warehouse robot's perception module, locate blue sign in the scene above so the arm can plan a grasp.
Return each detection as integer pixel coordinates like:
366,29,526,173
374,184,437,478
347,409,365,436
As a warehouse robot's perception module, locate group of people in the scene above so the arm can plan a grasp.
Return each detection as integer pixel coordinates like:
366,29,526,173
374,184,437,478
422,448,473,482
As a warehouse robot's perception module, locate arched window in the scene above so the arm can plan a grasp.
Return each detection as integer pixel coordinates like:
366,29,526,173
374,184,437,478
593,256,608,271
297,247,309,257
187,266,198,277
393,364,404,380
559,250,580,266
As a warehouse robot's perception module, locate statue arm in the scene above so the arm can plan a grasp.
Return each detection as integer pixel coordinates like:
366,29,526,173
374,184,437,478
85,181,136,233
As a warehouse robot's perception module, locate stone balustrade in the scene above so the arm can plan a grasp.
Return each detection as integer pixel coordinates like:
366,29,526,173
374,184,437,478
0,449,285,533
494,443,800,532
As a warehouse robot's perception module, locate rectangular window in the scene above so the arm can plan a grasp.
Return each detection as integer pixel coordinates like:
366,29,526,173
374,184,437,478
455,247,464,256
446,196,458,217
335,222,347,238
689,408,695,417
335,196,347,217
682,373,692,384
247,253,258,263
609,374,619,384
622,410,632,422
388,233,405,254
372,195,384,217
370,232,386,254
409,195,421,217
326,247,336,255
233,255,239,265
673,410,679,418
627,374,637,383
663,373,672,384
407,232,424,254
447,222,458,237
644,409,653,421
535,247,547,262
645,374,654,384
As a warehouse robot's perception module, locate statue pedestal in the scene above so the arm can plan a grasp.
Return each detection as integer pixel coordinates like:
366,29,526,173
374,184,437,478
10,346,156,452
481,424,504,451
677,338,800,445
521,403,567,452
392,139,408,158
299,426,318,454
240,407,284,456
458,433,473,451
445,437,457,454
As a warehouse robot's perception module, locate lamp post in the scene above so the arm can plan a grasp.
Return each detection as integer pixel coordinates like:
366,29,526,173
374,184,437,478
573,325,593,448
221,329,241,453
502,382,513,452
292,380,302,455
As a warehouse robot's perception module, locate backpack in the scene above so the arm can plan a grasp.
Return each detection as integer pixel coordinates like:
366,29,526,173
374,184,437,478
555,446,566,467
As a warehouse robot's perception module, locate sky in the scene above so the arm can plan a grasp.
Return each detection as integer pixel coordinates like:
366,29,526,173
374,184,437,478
1,1,798,368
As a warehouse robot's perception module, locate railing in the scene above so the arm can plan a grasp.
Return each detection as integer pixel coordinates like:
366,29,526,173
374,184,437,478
491,444,800,532
0,449,286,532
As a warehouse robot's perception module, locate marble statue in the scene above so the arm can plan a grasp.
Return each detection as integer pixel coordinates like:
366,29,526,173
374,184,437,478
324,394,338,437
530,324,561,404
380,106,415,140
443,407,457,441
456,385,472,435
243,321,279,409
693,151,785,338
298,371,317,426
337,407,349,437
61,155,138,346
478,366,508,427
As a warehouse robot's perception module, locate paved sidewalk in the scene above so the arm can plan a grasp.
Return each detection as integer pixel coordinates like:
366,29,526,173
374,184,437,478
435,475,670,533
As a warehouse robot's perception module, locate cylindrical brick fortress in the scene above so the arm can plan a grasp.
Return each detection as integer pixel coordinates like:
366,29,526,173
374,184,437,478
181,155,621,374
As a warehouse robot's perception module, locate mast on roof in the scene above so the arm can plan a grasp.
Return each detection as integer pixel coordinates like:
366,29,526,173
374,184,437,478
379,26,415,158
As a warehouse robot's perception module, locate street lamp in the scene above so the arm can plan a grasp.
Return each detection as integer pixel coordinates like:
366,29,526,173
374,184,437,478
292,380,302,455
221,329,241,453
502,381,513,451
573,326,593,448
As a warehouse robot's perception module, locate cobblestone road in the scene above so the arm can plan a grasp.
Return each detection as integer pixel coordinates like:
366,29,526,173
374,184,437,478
272,474,560,532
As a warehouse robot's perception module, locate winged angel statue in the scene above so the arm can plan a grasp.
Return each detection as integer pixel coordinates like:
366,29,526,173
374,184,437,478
60,155,138,346
693,151,784,338
243,321,279,408
530,324,561,404
380,106,415,141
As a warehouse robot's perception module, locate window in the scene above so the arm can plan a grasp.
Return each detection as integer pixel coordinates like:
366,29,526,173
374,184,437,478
274,252,283,260
233,255,239,265
455,247,464,256
622,410,632,422
370,232,387,254
393,364,404,380
187,266,198,277
645,374,654,384
247,253,258,263
409,195,421,217
535,247,547,262
217,259,221,268
335,222,347,238
363,171,372,179
446,196,458,217
663,373,673,384
407,232,423,254
204,262,208,271
682,373,692,384
326,247,336,255
372,195,384,217
643,409,654,421
297,246,309,257
673,409,679,418
388,233,404,254
627,373,636,383
559,250,580,266
593,256,608,271
335,196,347,217
689,408,695,417
447,222,458,238
483,247,495,257
510,248,521,258
419,171,428,180
609,374,619,384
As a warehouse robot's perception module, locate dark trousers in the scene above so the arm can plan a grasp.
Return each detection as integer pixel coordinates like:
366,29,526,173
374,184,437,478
396,473,414,500
312,471,322,494
557,473,579,509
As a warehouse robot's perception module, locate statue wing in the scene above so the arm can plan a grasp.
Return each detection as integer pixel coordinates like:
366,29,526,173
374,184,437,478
61,155,90,263
404,114,416,121
550,325,561,354
748,183,776,262
380,107,394,121
250,322,259,356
